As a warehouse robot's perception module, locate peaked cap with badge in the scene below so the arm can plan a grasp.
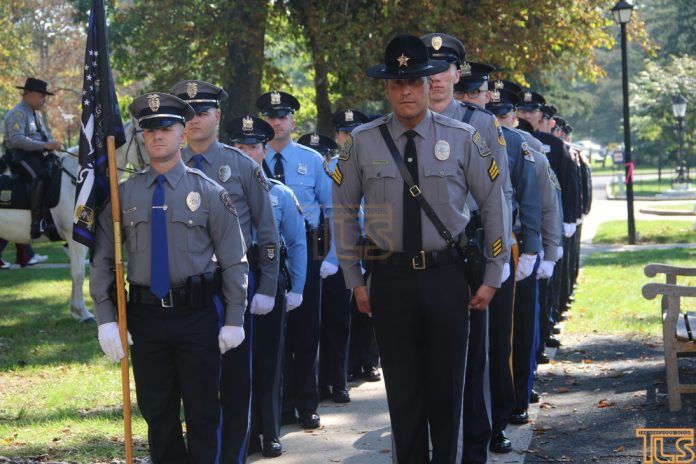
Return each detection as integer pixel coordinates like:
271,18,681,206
455,61,495,92
552,116,566,130
486,88,521,116
332,108,369,132
420,33,466,66
541,104,558,119
365,34,449,79
516,90,546,111
228,115,275,145
256,91,301,118
16,77,54,96
297,132,338,158
169,80,228,113
129,92,195,129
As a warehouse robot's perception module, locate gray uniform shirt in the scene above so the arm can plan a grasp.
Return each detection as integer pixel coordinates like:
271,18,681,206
90,160,249,326
182,141,278,298
333,110,509,290
3,100,52,151
516,129,562,262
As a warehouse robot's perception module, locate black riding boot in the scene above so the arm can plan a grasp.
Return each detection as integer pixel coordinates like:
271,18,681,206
29,178,45,239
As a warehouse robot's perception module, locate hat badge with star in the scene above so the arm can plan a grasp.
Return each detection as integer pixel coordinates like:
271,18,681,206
397,53,410,67
147,94,160,112
186,82,198,99
431,36,443,50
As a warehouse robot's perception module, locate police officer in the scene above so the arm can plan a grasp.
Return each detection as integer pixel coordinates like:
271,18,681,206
229,115,307,457
297,132,353,404
170,80,279,463
332,108,381,383
333,35,509,463
257,91,333,429
90,92,248,464
3,77,62,238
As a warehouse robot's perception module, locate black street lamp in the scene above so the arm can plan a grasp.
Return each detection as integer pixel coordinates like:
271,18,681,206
672,94,688,183
612,0,636,244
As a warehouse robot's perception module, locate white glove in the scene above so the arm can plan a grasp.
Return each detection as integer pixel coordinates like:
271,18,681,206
515,254,537,281
563,223,577,238
536,260,556,280
286,292,303,312
97,322,132,363
501,262,511,283
557,246,564,258
576,217,583,225
250,293,275,316
219,325,245,354
319,260,339,279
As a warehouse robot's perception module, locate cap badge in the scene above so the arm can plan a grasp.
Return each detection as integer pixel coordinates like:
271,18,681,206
431,36,443,51
242,115,254,132
270,91,281,106
345,109,353,122
186,191,201,212
434,140,450,161
186,82,198,99
310,133,320,146
524,91,532,103
491,89,500,103
397,53,410,68
147,94,160,112
494,80,504,89
460,62,471,76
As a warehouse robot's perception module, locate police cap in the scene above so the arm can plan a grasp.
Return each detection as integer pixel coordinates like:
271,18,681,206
297,132,338,157
169,80,228,113
420,33,466,66
256,91,300,118
486,88,520,116
454,61,495,92
332,108,369,132
366,34,449,79
541,104,558,119
517,90,546,111
552,116,567,130
229,115,275,145
129,92,195,129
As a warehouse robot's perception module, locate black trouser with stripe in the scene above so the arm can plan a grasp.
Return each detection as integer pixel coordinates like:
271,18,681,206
371,261,469,464
536,277,552,361
319,268,351,394
512,258,540,412
348,296,379,376
128,302,222,464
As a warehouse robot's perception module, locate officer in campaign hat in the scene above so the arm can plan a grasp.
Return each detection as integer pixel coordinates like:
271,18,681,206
90,92,249,463
228,114,307,457
3,77,62,238
333,34,509,463
257,89,333,430
170,79,279,463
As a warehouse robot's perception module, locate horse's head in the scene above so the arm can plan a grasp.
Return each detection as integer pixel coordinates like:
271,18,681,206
118,118,149,173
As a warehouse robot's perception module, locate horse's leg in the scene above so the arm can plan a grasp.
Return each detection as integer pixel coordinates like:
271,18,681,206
67,238,95,322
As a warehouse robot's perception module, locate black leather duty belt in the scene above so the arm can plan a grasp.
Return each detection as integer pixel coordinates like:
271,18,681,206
129,284,191,309
373,248,461,271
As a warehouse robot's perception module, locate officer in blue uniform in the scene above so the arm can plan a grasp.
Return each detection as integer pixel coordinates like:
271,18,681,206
297,132,353,404
229,115,307,458
257,91,333,429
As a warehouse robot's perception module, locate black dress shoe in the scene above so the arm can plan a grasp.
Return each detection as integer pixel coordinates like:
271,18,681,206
281,411,297,426
333,388,351,403
551,326,561,335
509,409,529,425
364,366,381,382
489,431,512,453
546,336,561,348
299,412,321,429
530,389,540,403
537,353,550,364
262,438,283,458
247,435,262,455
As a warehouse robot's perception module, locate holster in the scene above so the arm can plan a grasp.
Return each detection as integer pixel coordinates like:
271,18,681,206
187,270,221,307
279,240,292,290
462,211,486,292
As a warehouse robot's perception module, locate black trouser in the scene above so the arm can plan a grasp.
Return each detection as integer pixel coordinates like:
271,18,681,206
536,277,552,360
548,257,563,322
128,302,222,464
559,235,573,309
13,152,48,181
460,308,490,464
283,230,323,418
348,294,379,376
512,259,540,412
371,261,469,464
573,224,582,285
319,268,351,393
250,274,287,446
220,271,256,464
488,253,516,435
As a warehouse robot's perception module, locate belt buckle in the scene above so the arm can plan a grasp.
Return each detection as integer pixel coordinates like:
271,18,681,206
411,250,426,270
161,290,174,308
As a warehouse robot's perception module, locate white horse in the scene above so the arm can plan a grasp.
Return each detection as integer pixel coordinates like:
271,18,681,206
0,119,147,322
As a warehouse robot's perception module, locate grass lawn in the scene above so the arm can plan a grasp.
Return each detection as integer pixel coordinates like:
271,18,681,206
609,178,681,197
0,267,149,462
591,164,661,177
567,247,696,336
644,202,696,212
592,220,696,244
1,241,71,265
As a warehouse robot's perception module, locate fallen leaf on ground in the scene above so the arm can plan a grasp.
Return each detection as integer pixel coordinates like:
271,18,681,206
614,445,625,452
558,387,571,393
598,399,616,408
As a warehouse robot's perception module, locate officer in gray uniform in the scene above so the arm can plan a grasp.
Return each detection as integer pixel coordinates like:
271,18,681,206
333,35,509,464
3,77,62,238
90,92,248,464
169,79,279,464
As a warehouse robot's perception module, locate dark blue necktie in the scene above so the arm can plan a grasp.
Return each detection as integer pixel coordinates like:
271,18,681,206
273,153,285,183
192,154,204,170
150,174,170,299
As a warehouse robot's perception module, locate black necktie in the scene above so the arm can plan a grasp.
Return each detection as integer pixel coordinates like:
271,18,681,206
402,130,421,254
273,152,285,183
33,111,48,142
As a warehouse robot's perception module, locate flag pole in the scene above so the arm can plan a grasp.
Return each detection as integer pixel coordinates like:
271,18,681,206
106,134,133,463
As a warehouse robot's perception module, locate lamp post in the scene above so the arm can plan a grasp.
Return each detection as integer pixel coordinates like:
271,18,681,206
612,0,636,244
672,94,688,183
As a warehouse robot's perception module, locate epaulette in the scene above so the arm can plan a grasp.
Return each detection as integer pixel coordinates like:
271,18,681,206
186,166,220,187
462,101,494,117
221,143,255,163
432,111,472,133
351,114,389,137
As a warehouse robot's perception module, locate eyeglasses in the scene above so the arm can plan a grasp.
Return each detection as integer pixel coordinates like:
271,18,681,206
464,89,483,98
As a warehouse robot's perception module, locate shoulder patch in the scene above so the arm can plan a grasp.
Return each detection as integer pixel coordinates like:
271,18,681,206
253,166,271,191
331,164,343,186
473,131,491,157
488,159,500,182
339,135,352,161
521,142,535,163
494,118,506,147
548,164,561,191
220,190,238,216
265,244,277,262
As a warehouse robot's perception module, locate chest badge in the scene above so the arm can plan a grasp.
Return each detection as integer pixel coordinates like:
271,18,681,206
186,191,201,212
218,164,231,182
434,140,450,161
270,194,279,207
297,163,308,175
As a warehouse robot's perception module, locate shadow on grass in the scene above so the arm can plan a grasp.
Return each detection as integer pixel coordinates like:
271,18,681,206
584,247,696,267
